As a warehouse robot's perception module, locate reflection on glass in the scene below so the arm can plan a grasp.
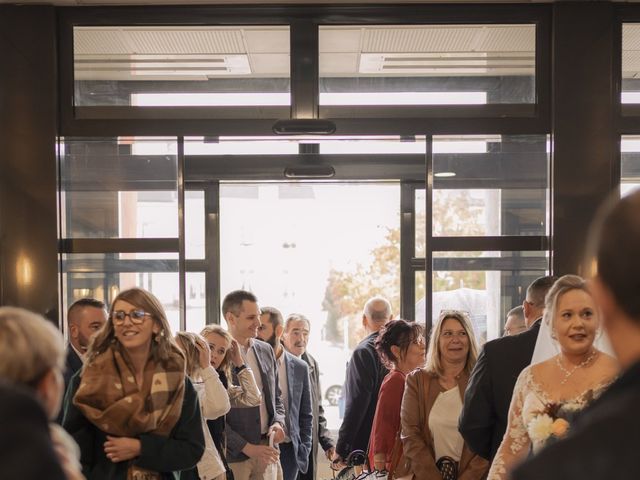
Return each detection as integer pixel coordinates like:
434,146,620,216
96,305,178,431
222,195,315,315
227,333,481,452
74,26,291,107
319,24,536,106
60,137,178,238
61,253,180,334
219,182,400,430
432,135,549,236
620,136,640,196
423,251,549,343
622,24,640,104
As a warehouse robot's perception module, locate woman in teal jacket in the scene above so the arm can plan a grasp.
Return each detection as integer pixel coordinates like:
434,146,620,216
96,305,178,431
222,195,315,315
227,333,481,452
63,288,204,480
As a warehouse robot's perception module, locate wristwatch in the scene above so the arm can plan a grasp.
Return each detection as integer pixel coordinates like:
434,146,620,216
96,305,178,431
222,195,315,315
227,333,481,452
233,364,247,374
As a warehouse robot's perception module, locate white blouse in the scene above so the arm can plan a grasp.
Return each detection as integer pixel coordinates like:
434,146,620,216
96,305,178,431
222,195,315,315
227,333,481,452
428,386,465,462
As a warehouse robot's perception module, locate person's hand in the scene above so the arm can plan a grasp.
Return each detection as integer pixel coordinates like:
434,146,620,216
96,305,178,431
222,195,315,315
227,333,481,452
104,436,141,463
331,451,347,471
269,423,285,444
242,443,279,467
195,336,211,370
229,339,244,367
325,446,336,462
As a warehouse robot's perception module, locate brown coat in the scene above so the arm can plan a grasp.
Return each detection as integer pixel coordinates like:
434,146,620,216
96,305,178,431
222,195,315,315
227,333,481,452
400,369,489,480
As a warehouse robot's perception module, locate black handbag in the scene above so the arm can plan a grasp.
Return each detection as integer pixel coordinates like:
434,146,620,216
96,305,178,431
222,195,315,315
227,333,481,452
435,456,458,480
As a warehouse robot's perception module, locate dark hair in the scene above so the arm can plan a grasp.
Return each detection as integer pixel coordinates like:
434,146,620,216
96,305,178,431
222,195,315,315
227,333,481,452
222,290,258,316
67,298,106,324
526,275,559,308
375,319,424,369
260,306,283,329
592,190,640,320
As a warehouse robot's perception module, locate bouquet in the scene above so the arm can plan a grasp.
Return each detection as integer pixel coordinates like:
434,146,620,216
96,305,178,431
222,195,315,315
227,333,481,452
528,391,594,445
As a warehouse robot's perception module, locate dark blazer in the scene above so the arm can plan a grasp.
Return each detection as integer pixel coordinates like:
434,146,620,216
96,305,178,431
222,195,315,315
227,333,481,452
401,369,489,480
281,351,313,474
513,360,640,480
299,351,334,480
63,373,205,480
0,381,66,480
336,331,389,458
57,345,84,424
226,338,286,462
459,319,541,461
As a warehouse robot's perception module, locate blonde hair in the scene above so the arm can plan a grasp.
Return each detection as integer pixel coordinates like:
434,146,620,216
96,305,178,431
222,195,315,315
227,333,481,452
0,307,65,387
200,324,233,380
86,288,182,368
425,310,479,377
174,331,204,378
543,275,591,330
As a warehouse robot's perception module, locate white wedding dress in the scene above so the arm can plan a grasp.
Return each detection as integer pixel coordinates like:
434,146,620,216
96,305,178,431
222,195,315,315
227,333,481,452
487,364,610,480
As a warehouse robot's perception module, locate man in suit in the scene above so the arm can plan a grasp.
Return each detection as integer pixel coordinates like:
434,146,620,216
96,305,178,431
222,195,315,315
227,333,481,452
224,290,286,480
64,298,108,388
459,275,557,461
334,296,392,466
258,307,313,480
513,190,640,480
282,313,335,480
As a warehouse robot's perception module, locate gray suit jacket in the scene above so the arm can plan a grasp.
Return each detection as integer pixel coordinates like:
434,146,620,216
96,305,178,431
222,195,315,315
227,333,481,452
226,339,286,462
282,351,313,474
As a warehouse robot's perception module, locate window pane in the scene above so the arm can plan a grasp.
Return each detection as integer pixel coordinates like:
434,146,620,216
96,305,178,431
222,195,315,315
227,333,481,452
622,24,640,104
220,182,400,430
415,270,426,323
432,135,549,236
427,250,549,343
186,191,205,259
415,189,426,257
621,135,640,196
60,137,178,238
61,253,180,334
74,26,290,108
186,272,206,333
319,24,535,106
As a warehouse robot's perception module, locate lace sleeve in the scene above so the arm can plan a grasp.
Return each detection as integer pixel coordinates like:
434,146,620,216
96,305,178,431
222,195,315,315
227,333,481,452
487,368,533,480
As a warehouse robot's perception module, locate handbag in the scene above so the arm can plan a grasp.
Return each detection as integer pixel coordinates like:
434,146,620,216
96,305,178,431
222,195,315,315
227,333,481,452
436,456,458,480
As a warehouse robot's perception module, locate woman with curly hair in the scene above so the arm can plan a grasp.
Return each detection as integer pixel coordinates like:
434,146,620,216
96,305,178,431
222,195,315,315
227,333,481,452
63,288,205,480
368,319,425,476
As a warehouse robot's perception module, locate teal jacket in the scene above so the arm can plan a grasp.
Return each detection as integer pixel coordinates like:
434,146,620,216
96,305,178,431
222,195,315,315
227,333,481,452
63,372,205,480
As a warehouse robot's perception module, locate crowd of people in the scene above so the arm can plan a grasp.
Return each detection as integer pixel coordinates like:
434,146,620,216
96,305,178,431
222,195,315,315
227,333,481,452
1,189,640,480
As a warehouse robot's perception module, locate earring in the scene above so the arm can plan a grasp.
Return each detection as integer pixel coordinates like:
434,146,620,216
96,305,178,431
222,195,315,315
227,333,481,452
550,329,558,340
154,330,165,343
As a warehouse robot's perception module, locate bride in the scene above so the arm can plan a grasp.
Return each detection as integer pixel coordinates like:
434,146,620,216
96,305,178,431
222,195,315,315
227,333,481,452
487,274,618,480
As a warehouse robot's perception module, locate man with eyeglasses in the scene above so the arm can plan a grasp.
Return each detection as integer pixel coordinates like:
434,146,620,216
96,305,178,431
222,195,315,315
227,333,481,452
459,276,557,462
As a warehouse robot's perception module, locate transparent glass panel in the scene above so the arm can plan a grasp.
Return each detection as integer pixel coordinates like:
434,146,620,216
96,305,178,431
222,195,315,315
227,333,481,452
74,26,290,107
620,135,640,196
415,270,426,323
432,135,549,236
186,272,206,333
186,191,205,259
424,250,549,343
415,189,426,257
61,253,180,334
319,24,536,106
220,182,400,431
60,137,178,238
622,24,640,104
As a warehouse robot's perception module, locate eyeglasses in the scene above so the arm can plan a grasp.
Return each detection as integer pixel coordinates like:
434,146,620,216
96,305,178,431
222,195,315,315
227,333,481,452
112,309,152,325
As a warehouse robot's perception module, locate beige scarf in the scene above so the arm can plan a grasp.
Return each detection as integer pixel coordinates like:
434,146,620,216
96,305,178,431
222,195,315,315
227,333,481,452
74,344,186,479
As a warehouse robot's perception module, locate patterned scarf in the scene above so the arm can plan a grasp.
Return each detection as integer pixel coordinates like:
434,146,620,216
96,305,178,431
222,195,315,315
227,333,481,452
73,343,186,479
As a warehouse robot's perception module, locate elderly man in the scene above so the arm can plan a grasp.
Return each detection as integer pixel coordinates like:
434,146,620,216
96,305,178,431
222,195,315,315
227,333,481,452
503,305,526,336
281,313,335,480
334,296,392,466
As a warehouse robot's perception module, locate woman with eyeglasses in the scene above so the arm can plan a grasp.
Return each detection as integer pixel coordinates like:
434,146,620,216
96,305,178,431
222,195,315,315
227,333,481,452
63,288,205,480
400,311,489,480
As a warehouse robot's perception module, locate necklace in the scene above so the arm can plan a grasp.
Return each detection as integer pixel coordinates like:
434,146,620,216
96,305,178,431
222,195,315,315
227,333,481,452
556,349,598,385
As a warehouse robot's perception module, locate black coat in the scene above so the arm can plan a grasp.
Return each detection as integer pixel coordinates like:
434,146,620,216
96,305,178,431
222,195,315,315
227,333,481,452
336,331,388,458
57,345,83,424
0,381,66,480
459,319,541,461
298,351,335,480
513,360,640,480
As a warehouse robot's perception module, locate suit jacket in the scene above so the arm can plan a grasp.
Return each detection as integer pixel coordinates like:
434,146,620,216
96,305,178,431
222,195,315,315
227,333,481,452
281,351,313,474
401,369,489,480
513,360,640,480
57,345,84,424
299,351,334,480
337,331,389,458
0,381,66,480
459,319,541,461
226,339,286,462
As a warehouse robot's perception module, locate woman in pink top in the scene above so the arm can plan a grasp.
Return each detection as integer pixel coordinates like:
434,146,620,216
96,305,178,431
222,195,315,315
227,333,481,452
368,320,426,475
